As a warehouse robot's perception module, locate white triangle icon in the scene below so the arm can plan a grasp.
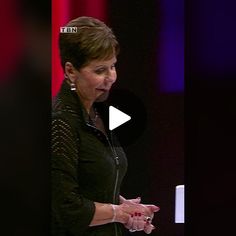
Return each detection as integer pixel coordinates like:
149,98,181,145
109,106,131,131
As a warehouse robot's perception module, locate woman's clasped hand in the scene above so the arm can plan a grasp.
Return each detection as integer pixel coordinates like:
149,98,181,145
115,197,160,234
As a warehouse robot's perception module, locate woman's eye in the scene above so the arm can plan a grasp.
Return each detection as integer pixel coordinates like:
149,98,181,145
95,64,116,74
95,68,105,74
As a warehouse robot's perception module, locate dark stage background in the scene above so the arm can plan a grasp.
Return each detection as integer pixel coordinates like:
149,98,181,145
1,0,236,236
108,1,184,236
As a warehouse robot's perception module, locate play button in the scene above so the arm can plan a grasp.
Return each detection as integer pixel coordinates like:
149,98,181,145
105,88,147,147
109,106,131,131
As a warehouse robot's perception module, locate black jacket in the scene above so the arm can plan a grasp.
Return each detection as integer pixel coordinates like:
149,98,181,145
51,80,128,236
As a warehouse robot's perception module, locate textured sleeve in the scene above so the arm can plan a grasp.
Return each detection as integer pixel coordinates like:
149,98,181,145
51,117,95,235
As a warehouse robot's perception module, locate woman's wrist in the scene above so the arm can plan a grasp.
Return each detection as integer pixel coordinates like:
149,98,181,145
112,204,130,224
110,204,117,222
110,204,125,223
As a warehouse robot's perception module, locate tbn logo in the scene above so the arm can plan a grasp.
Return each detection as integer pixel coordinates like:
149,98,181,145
60,27,77,33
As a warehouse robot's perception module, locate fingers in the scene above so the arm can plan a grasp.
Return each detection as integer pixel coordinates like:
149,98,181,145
127,213,151,232
130,197,141,204
120,201,160,217
124,214,133,229
127,218,156,234
143,204,160,213
123,197,141,205
119,202,160,233
130,204,159,216
134,213,146,231
131,213,139,231
144,223,156,234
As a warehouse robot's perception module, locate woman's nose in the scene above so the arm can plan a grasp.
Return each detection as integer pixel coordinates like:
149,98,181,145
105,70,116,83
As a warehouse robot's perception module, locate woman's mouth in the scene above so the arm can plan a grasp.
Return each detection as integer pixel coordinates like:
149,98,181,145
95,88,111,102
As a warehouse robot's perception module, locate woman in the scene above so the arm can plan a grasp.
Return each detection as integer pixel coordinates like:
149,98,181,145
52,16,159,236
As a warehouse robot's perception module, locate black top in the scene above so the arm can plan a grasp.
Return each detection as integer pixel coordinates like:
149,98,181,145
51,80,128,236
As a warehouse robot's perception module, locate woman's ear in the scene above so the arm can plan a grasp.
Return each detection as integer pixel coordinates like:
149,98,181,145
64,62,77,82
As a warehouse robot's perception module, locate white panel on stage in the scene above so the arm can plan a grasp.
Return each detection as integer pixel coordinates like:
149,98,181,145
175,185,184,223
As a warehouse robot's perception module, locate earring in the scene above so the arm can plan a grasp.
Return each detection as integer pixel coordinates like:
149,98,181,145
64,74,76,91
70,82,76,91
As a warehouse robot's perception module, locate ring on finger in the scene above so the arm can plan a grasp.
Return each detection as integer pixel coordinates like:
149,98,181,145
144,216,152,222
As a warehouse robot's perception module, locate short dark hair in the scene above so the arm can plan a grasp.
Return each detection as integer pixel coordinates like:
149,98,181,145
59,16,120,71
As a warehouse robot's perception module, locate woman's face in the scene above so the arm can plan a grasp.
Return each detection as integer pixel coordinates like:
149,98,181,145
75,56,117,104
